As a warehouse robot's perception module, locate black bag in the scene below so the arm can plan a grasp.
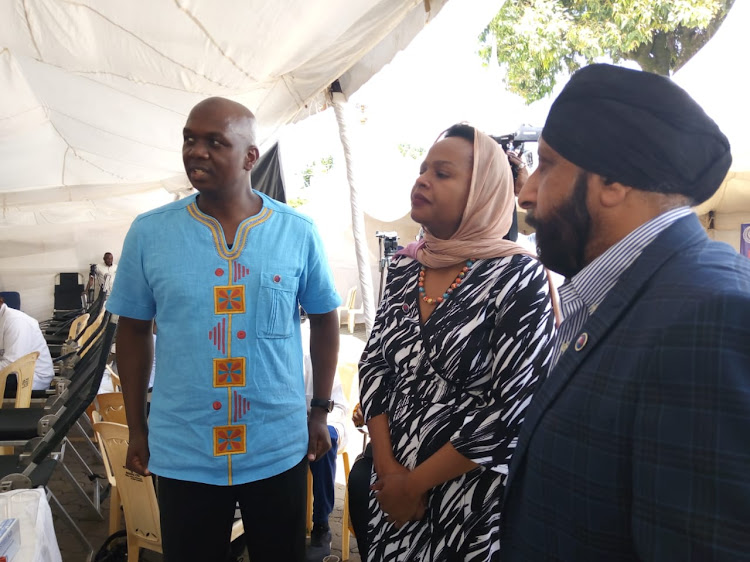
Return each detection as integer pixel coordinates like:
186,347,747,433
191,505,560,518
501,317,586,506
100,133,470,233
94,530,128,562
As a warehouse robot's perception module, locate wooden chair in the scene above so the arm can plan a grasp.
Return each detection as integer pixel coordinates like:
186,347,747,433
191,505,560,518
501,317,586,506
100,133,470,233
94,421,162,562
337,287,362,334
338,361,360,560
0,352,38,410
94,420,246,558
0,352,39,455
306,361,359,560
93,392,127,534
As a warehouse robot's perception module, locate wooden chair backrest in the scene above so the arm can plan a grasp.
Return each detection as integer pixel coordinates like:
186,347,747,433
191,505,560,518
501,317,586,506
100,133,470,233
78,307,107,356
0,351,38,409
93,422,162,556
95,392,127,425
91,411,117,487
68,313,90,340
338,361,358,409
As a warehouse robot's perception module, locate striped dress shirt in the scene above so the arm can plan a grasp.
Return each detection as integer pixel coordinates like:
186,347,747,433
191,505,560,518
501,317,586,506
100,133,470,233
550,206,693,367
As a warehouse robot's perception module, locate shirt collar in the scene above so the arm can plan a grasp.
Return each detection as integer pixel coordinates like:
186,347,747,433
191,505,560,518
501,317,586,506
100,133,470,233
565,207,692,313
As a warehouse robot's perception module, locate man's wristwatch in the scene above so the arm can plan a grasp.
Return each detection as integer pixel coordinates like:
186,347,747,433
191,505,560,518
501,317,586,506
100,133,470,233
310,398,334,413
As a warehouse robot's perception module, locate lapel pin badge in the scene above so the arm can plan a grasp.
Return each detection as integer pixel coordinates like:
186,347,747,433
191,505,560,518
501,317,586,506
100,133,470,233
574,332,588,351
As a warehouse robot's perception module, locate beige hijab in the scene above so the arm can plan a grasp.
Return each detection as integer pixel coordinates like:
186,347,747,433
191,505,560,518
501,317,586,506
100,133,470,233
414,128,531,268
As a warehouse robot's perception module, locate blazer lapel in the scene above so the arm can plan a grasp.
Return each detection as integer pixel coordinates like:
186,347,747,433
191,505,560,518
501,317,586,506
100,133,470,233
505,215,708,492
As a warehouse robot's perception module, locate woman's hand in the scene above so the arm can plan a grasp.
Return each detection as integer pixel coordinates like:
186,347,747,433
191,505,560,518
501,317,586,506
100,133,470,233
373,449,406,478
372,470,427,529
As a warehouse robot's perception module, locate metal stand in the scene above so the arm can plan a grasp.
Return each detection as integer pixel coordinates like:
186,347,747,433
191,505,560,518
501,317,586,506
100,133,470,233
377,252,392,306
376,232,398,305
378,237,395,306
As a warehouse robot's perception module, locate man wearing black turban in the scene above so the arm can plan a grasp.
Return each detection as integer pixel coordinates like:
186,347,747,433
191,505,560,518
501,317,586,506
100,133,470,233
502,64,750,560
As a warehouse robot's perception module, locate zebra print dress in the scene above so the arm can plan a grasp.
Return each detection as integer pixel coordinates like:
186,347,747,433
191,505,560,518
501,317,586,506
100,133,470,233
359,254,555,561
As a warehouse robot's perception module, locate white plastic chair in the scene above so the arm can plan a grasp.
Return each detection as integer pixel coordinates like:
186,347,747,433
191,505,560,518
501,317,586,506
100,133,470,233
336,287,362,334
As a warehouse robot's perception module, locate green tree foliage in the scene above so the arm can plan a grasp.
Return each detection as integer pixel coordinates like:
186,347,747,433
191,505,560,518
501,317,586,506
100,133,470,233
479,0,735,102
286,196,307,208
397,143,426,159
300,156,335,188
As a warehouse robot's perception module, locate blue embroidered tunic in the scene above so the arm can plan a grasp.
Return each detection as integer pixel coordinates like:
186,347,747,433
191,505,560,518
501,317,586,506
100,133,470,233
107,192,341,485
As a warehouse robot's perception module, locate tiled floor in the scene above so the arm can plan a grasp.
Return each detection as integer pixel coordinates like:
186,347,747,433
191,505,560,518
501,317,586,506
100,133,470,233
50,324,367,561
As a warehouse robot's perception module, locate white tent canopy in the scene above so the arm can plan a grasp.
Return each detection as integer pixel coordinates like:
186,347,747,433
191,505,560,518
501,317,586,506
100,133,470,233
0,0,448,318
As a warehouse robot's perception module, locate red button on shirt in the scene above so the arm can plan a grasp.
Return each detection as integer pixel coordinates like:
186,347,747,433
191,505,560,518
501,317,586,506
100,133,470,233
213,401,222,410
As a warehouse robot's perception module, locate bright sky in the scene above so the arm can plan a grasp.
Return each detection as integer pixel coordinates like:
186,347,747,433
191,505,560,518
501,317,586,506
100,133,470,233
278,0,556,221
672,0,750,168
278,0,749,221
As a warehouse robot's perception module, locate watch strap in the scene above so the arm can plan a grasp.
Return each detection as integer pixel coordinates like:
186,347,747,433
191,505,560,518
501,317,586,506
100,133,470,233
310,398,334,412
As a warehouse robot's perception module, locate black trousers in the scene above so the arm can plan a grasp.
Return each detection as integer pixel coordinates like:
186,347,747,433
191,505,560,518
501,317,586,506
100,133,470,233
157,456,307,562
348,443,373,561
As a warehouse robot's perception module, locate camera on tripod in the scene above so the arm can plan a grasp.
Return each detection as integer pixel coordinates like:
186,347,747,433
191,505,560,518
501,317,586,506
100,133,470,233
375,231,399,259
491,125,542,180
89,263,97,277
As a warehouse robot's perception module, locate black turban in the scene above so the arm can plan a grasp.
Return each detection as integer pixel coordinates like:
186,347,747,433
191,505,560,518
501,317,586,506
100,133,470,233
542,64,731,205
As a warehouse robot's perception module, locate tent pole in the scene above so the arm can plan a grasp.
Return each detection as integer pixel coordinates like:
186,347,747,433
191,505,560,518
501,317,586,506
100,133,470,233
331,84,376,338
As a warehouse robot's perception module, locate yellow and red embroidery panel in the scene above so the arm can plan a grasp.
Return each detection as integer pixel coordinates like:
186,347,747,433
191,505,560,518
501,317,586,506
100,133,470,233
214,285,246,314
213,357,246,387
213,425,247,456
188,201,273,484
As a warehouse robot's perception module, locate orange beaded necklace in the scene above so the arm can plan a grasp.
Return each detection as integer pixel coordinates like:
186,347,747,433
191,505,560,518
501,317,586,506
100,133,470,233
418,259,476,305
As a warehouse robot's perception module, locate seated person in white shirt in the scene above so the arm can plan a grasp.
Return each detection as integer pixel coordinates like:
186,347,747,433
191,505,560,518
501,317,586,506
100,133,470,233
301,316,348,562
0,296,54,390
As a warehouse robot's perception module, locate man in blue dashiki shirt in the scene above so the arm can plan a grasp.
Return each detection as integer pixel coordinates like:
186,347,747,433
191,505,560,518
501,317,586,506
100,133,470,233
107,97,341,562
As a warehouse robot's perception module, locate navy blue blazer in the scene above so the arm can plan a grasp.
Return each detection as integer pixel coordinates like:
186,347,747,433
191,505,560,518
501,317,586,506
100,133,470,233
501,214,750,561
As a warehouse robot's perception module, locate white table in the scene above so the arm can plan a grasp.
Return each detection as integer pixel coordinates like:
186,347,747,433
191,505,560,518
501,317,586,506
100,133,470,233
0,489,62,562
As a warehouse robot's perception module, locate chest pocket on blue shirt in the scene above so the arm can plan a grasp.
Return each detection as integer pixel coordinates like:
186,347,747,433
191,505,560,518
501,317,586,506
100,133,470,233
257,273,299,338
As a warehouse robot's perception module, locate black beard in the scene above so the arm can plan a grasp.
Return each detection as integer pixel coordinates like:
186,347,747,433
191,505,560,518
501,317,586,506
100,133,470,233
527,173,591,278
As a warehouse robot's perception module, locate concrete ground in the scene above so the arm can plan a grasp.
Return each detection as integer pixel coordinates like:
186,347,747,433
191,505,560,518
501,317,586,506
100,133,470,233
50,323,367,561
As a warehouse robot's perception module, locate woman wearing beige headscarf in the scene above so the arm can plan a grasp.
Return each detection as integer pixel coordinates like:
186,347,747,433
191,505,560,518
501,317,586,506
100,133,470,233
358,124,556,561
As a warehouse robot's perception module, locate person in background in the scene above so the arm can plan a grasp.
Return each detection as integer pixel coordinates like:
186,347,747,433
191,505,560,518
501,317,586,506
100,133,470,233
0,295,54,390
85,252,118,299
107,97,341,562
358,124,555,561
501,63,750,560
301,316,349,562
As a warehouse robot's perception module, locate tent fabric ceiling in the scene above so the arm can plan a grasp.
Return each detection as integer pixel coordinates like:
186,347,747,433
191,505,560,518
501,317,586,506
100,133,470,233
0,0,446,199
0,0,449,319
